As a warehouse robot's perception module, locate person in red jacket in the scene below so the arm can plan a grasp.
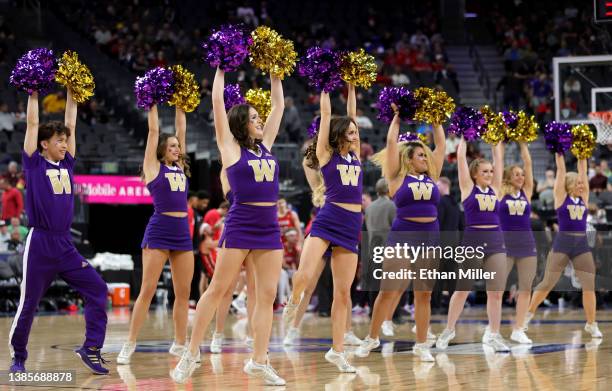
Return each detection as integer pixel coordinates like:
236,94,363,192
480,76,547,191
0,178,23,220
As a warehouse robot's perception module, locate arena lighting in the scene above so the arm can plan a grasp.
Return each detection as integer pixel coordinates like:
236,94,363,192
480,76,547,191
594,0,612,22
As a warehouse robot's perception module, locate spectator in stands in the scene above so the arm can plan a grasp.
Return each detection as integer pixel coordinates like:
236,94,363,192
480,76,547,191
0,220,10,252
282,97,302,143
360,138,374,161
537,168,555,209
3,161,24,190
6,230,23,253
8,217,28,239
391,66,410,86
0,102,17,133
0,178,23,220
355,109,373,130
410,29,430,51
437,177,461,231
560,96,577,119
496,69,523,111
203,201,229,239
94,24,113,48
589,162,608,193
42,91,66,114
445,132,460,161
598,178,612,207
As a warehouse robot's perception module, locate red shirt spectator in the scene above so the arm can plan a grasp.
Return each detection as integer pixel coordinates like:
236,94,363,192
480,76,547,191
1,179,23,220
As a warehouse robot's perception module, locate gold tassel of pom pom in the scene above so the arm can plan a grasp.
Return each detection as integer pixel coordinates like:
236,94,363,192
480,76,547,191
55,50,95,103
480,105,508,145
340,49,377,89
249,26,297,80
570,124,595,159
168,65,200,113
510,111,538,143
245,88,271,122
414,87,455,125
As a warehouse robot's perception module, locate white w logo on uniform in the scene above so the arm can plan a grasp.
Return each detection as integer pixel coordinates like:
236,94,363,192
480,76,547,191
46,168,72,194
408,182,433,200
248,159,276,182
567,204,586,220
337,164,361,186
165,173,187,192
475,194,497,211
506,200,527,216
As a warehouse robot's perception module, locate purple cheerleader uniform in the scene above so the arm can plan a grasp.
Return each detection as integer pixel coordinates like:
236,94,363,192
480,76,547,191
552,195,590,258
310,151,363,254
499,190,537,258
141,163,192,251
9,151,108,364
219,144,282,250
462,186,506,256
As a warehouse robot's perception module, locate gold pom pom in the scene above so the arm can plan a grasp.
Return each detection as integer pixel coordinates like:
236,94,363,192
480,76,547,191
55,50,95,103
168,65,200,113
570,124,596,159
414,87,455,125
509,111,538,143
249,26,297,80
340,49,377,89
480,105,507,145
245,88,271,122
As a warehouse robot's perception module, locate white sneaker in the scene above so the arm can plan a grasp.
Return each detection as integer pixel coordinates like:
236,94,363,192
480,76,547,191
355,336,380,357
210,333,224,354
481,326,491,343
116,342,136,365
243,358,286,386
284,327,300,345
169,342,187,357
231,298,247,316
343,330,362,346
412,342,434,362
435,328,455,350
282,293,302,327
584,322,603,338
483,333,510,352
510,329,533,344
325,348,356,373
523,312,534,331
381,320,395,337
245,336,254,349
411,325,437,341
170,350,200,384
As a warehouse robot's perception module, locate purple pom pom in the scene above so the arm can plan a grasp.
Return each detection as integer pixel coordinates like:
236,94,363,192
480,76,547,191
398,132,419,143
202,24,252,72
448,107,486,142
307,116,320,139
297,47,343,93
502,111,518,128
9,48,57,95
544,121,572,154
224,83,245,111
376,86,419,124
134,67,175,110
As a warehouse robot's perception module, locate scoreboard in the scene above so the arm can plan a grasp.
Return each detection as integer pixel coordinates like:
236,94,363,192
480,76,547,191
595,0,612,23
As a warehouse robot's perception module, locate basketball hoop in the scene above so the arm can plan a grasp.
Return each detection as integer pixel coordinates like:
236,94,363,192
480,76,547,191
589,111,612,144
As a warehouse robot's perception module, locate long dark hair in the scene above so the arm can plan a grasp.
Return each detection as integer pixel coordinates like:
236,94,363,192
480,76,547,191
140,133,191,180
304,116,356,169
227,104,261,153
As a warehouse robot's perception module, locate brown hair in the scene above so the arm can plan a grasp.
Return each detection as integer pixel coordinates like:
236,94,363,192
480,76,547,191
156,133,191,177
501,164,523,198
370,140,438,181
227,104,261,153
37,121,71,152
304,116,357,169
468,158,492,183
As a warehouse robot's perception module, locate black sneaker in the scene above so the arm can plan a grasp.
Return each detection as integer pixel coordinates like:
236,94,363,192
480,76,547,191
75,347,109,375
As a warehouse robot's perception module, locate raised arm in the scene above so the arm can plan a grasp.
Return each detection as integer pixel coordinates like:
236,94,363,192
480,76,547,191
553,153,567,208
142,105,160,183
491,142,504,196
346,83,356,120
262,75,285,150
384,107,401,180
431,124,446,178
519,142,534,201
65,89,77,157
457,137,473,200
175,107,186,161
316,92,332,166
302,157,322,191
212,68,239,166
577,158,589,202
24,92,40,156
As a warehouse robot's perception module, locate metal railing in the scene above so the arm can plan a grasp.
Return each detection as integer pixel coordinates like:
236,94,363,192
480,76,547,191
467,33,497,109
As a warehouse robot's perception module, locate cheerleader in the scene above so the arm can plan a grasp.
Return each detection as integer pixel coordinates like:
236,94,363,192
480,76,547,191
498,142,536,344
171,68,286,386
118,105,194,364
356,104,445,361
436,138,510,352
526,153,602,339
283,85,361,373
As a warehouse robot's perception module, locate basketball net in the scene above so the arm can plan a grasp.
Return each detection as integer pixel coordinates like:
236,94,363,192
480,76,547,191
589,111,612,144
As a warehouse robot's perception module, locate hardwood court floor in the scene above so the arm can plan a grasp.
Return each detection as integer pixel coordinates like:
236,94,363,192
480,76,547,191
0,307,610,390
